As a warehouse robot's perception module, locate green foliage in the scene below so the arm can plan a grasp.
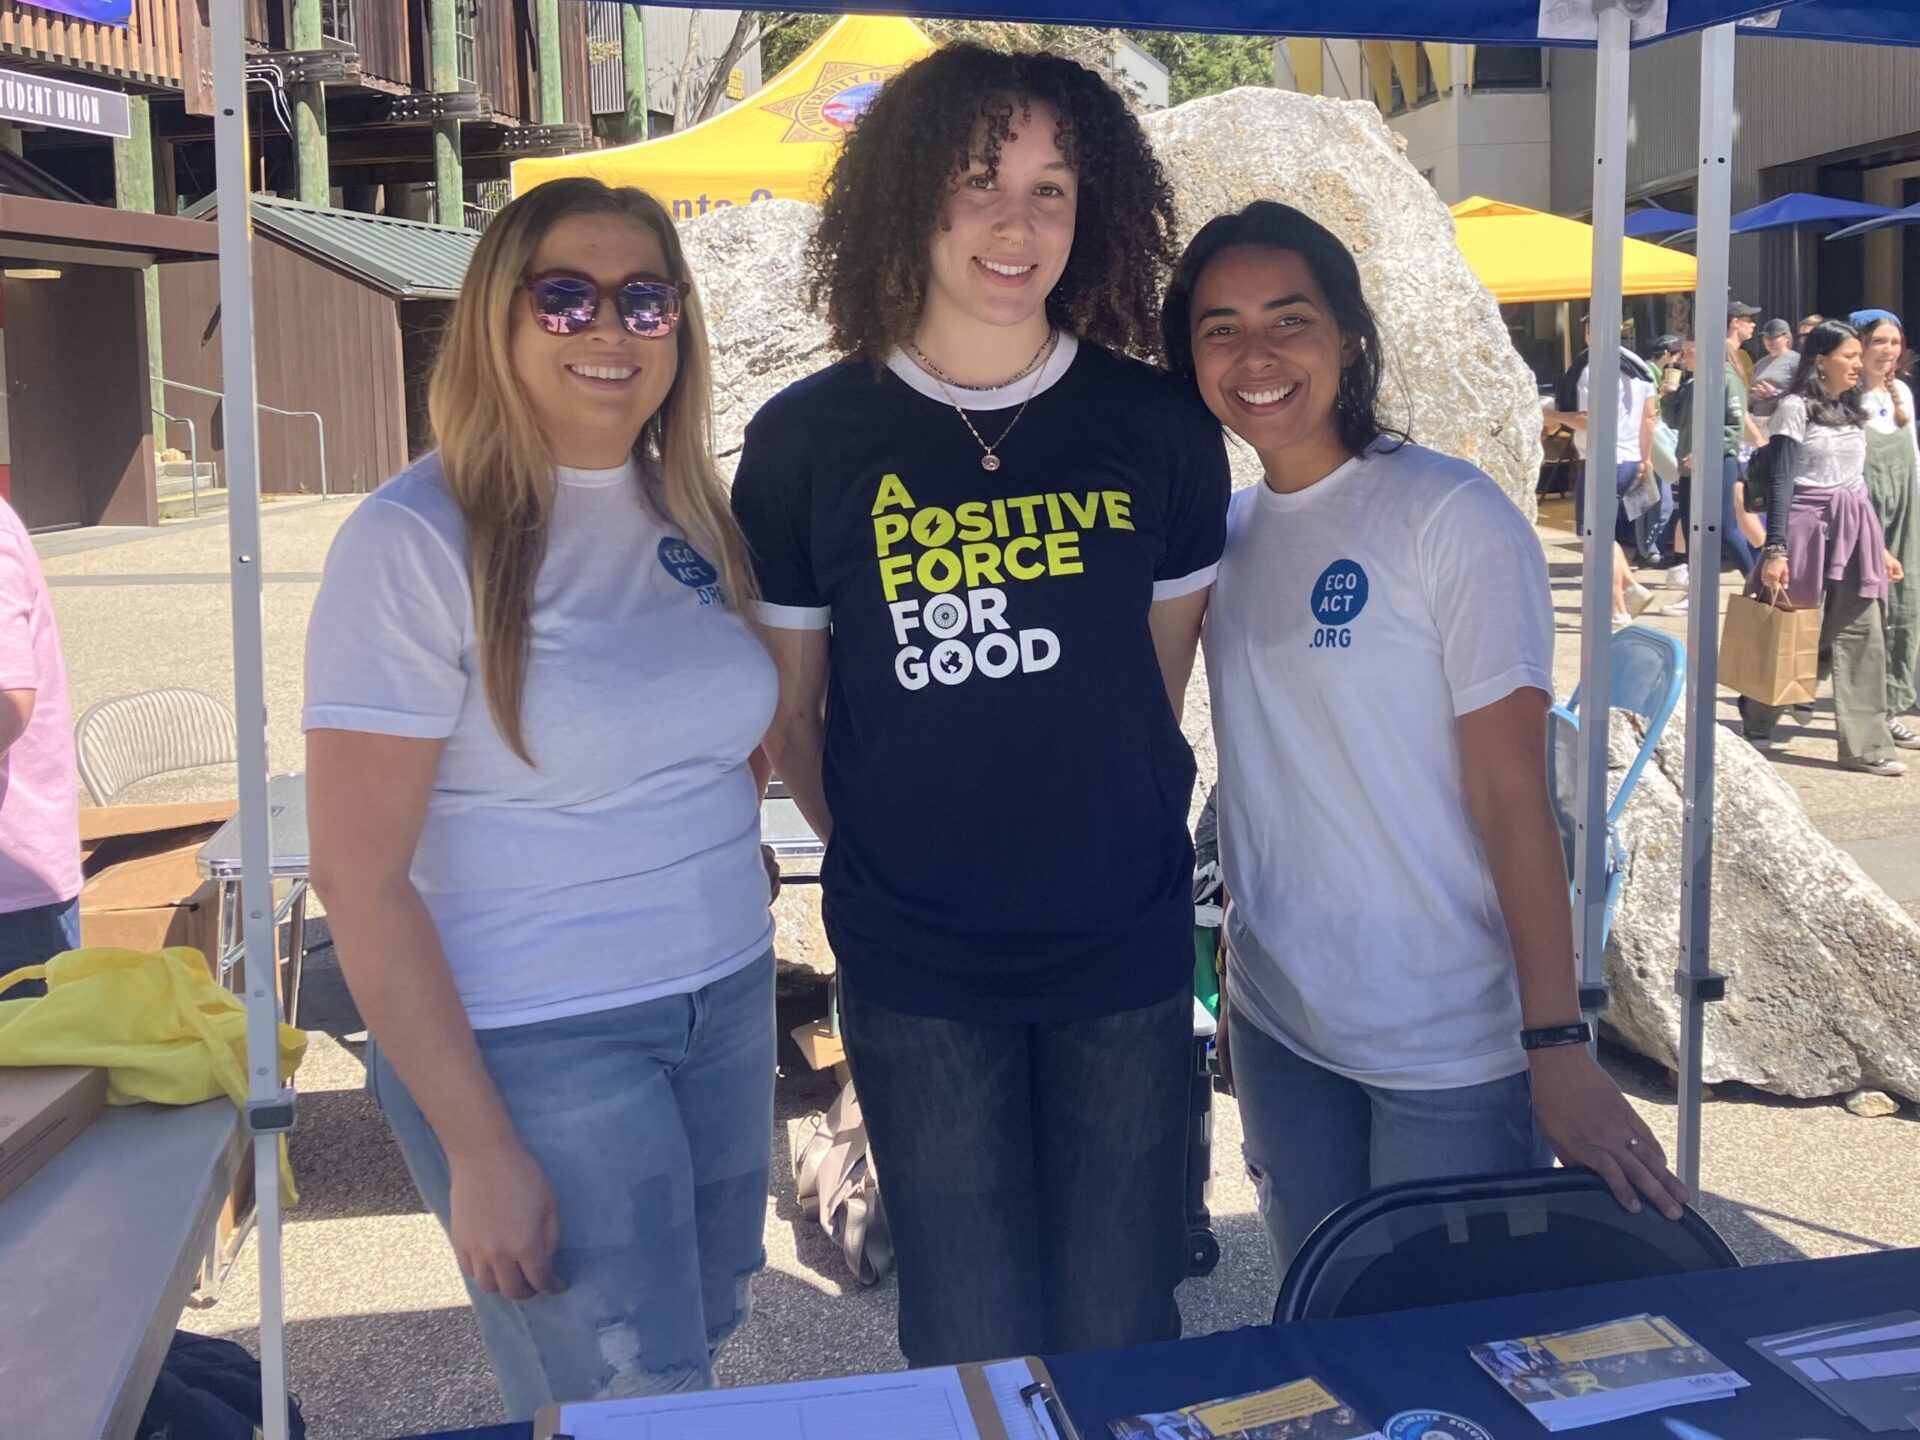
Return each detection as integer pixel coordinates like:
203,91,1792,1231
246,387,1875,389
752,13,1275,106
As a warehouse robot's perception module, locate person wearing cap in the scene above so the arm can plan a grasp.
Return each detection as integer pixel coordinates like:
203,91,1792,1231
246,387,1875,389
1727,301,1762,392
1750,319,1799,419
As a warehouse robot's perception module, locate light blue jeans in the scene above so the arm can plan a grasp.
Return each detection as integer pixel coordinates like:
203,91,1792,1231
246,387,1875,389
1231,1013,1551,1273
368,950,775,1420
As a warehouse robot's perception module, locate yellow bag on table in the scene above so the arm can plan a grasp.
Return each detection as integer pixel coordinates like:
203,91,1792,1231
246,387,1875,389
0,946,307,1202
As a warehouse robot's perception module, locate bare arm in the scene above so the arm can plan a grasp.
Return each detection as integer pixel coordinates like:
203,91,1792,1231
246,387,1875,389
0,688,34,757
307,727,562,1299
1149,587,1210,720
1639,394,1657,467
761,628,832,845
1456,688,1690,1219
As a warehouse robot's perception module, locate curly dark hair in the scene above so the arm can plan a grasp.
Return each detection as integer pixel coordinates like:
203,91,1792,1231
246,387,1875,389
808,43,1178,366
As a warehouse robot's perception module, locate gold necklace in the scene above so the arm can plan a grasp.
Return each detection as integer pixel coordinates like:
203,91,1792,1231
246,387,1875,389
919,332,1058,472
906,330,1055,392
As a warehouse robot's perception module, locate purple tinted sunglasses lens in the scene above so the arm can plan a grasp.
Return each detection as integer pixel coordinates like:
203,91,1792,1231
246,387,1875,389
530,276,599,334
617,282,681,337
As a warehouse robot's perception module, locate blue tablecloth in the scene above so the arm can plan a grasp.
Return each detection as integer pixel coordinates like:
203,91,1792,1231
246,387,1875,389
396,1247,1920,1440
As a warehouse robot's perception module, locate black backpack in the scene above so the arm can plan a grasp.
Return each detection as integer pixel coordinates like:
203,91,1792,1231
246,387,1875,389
1743,444,1773,513
139,1332,306,1440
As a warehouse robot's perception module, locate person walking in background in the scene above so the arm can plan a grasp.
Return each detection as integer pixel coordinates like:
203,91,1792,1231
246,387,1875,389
0,494,80,978
1165,201,1688,1279
1727,301,1762,392
1853,309,1920,746
1799,314,1826,345
734,46,1228,1367
1750,319,1800,419
1559,314,1664,566
1740,320,1906,775
1658,331,1764,616
305,178,781,1418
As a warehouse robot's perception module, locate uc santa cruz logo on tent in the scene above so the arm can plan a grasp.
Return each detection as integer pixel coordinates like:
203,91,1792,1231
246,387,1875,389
762,62,900,143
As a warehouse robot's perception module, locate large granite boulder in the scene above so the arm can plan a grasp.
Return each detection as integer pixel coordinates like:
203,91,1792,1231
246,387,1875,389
1602,716,1920,1105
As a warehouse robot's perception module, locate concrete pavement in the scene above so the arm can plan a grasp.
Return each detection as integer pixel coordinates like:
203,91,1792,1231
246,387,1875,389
37,498,1920,1440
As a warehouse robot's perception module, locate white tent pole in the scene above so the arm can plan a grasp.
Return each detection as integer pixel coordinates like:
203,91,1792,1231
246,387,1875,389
211,5,293,1439
1574,0,1633,1032
1676,22,1736,1194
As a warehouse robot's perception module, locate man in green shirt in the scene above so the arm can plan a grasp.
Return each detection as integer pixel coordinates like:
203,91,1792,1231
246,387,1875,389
1657,333,1764,604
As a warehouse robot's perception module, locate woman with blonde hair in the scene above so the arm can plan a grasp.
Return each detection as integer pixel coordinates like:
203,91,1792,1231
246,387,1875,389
1854,309,1920,742
304,177,779,1415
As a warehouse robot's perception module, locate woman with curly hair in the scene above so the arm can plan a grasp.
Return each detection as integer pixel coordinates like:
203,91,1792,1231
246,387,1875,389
732,44,1229,1365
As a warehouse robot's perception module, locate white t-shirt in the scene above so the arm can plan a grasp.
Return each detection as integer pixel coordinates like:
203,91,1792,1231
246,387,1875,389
1864,379,1920,449
304,454,778,1029
1204,441,1555,1089
1769,393,1867,491
1577,349,1655,466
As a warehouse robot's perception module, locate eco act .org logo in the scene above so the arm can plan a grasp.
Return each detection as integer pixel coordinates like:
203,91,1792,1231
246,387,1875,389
1308,558,1369,650
762,63,900,142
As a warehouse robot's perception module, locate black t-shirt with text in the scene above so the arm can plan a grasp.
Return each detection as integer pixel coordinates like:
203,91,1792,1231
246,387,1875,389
732,341,1230,1023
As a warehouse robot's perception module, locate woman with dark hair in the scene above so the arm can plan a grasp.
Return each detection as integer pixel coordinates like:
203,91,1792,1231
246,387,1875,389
1853,309,1919,744
1739,320,1905,773
731,45,1229,1365
1163,201,1687,1273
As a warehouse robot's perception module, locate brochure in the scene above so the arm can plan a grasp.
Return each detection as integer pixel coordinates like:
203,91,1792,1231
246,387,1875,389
1469,1313,1748,1431
1109,1377,1384,1440
1750,1310,1920,1432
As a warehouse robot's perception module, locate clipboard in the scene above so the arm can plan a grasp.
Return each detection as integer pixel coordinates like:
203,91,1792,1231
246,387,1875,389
532,1355,1082,1440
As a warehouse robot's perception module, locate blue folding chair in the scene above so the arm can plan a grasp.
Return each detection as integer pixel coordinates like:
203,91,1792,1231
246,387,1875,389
1547,625,1686,947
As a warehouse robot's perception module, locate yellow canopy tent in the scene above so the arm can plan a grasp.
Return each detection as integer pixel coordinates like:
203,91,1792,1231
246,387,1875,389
1449,196,1697,304
512,15,935,219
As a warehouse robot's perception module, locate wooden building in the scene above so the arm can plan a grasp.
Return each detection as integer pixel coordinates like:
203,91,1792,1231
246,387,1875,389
160,195,477,497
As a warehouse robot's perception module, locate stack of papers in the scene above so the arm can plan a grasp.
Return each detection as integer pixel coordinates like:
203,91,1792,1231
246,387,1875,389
1109,1377,1382,1439
1750,1310,1920,1432
1469,1314,1748,1431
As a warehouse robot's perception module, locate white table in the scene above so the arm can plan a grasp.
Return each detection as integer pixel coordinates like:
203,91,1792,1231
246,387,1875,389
0,1100,244,1439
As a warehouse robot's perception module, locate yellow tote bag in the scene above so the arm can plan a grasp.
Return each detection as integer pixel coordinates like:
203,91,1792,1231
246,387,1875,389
0,946,307,1202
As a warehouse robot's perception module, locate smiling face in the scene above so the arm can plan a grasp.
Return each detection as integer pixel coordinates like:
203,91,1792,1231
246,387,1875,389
1188,244,1358,487
922,98,1077,338
1863,321,1903,384
509,210,679,469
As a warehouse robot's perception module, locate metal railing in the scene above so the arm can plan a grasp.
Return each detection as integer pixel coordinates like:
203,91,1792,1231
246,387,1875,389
161,379,330,499
152,406,205,517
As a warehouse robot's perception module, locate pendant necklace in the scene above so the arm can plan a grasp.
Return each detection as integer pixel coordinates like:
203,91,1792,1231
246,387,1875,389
914,330,1058,472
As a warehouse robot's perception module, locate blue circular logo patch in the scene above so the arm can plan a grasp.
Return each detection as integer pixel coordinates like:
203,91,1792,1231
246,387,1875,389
1311,559,1369,626
658,537,718,589
1384,1411,1495,1440
823,81,884,130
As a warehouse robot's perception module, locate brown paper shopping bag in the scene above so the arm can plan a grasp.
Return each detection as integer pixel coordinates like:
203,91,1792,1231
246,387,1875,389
1719,588,1820,706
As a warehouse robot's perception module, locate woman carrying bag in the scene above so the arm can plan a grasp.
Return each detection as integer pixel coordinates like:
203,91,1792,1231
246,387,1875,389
1739,319,1907,774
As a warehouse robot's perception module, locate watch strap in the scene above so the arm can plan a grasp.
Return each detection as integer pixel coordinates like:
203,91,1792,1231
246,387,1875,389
1521,1021,1594,1051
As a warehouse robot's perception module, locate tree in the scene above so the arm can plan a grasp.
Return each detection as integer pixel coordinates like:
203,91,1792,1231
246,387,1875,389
752,13,1276,112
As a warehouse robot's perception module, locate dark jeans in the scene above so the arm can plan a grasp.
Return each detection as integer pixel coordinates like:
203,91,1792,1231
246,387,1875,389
1665,455,1759,577
839,977,1191,1366
0,896,81,998
1574,459,1652,559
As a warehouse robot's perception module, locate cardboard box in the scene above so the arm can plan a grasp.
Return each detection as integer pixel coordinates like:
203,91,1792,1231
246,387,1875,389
0,1065,108,1204
77,799,235,964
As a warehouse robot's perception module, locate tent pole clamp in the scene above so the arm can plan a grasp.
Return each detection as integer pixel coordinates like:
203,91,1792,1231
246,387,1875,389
246,1091,298,1136
1673,970,1727,1005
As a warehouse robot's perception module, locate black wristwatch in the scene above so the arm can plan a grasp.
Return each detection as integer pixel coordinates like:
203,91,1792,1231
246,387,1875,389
1521,1021,1594,1051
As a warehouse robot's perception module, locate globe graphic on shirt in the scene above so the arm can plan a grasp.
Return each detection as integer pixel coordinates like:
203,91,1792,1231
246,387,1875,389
822,81,884,130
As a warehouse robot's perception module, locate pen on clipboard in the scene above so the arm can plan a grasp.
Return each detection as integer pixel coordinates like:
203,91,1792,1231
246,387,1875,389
1021,1379,1084,1440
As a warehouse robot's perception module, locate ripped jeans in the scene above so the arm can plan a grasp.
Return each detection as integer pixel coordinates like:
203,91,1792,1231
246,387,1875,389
368,950,775,1420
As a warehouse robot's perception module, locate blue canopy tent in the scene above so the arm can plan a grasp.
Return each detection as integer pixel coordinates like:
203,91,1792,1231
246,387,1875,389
197,4,1882,1437
1727,194,1895,319
1626,206,1697,239
1828,200,1920,243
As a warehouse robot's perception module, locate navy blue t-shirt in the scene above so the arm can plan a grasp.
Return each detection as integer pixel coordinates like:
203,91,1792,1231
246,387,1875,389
731,338,1230,1023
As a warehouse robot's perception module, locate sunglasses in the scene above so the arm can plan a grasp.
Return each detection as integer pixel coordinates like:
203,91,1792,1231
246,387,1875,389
521,270,690,338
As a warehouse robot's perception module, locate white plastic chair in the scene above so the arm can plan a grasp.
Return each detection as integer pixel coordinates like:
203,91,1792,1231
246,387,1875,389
73,688,238,807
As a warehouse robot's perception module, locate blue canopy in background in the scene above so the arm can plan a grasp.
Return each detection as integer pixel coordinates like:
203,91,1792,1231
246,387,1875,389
1742,1,1920,46
689,0,1788,43
1625,206,1697,238
1828,200,1920,243
1731,192,1894,233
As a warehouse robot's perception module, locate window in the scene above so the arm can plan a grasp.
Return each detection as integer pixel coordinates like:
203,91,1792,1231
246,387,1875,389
1472,46,1544,90
454,0,479,87
319,0,355,47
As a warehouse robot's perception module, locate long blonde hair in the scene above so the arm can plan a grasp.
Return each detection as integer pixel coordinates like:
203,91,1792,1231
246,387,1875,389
427,177,759,764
